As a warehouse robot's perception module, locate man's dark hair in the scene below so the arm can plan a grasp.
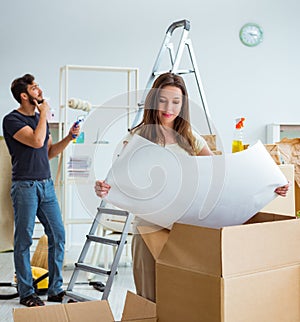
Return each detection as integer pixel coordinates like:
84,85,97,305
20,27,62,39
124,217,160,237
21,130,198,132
11,74,35,104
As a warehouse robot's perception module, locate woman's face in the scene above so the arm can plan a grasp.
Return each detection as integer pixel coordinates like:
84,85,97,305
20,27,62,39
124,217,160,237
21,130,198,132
157,85,183,128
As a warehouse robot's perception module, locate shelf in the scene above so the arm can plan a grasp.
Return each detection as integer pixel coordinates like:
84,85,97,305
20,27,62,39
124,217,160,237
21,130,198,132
58,64,139,257
266,123,300,144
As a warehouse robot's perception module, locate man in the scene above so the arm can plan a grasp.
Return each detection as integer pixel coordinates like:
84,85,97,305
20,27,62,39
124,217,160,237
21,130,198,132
2,74,80,307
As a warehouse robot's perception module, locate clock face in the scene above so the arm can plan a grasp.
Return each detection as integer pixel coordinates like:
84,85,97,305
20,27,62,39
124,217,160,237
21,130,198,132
239,23,263,47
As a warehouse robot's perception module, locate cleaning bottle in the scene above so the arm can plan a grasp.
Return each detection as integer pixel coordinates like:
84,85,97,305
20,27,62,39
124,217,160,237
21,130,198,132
72,118,84,144
232,117,245,153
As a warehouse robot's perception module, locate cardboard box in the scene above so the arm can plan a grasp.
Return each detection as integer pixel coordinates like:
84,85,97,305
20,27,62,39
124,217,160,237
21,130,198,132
276,138,300,188
140,212,300,322
264,144,281,165
121,290,156,322
201,134,216,151
13,300,114,322
13,291,156,322
0,138,14,252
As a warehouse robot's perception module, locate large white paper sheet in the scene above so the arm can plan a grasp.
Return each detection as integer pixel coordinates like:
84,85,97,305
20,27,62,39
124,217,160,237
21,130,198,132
105,135,288,228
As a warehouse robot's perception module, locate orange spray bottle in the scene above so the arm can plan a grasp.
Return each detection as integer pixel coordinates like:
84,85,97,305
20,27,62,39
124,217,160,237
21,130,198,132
232,117,245,153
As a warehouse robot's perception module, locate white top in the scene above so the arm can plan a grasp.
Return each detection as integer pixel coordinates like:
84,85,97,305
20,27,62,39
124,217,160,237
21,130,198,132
123,130,207,155
122,129,208,229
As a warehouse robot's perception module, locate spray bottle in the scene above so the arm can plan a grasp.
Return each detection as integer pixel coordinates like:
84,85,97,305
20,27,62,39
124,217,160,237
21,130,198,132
72,118,84,143
232,117,245,153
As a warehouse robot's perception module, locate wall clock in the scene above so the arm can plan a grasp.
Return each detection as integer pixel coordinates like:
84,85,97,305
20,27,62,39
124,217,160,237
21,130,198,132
239,23,263,47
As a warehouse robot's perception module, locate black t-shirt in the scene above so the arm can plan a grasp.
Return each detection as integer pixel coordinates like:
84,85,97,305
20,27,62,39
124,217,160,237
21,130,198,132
2,110,51,181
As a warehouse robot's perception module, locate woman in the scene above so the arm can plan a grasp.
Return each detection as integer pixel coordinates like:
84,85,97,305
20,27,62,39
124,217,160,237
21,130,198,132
95,72,289,302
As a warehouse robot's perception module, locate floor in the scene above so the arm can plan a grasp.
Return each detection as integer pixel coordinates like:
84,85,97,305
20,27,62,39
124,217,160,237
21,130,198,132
0,250,135,322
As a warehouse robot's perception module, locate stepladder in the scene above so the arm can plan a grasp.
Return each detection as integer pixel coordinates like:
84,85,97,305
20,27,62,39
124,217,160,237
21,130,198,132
131,19,213,135
65,200,133,302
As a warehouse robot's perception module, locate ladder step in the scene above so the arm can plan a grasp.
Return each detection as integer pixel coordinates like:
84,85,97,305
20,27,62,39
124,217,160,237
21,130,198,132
87,235,124,246
75,263,112,276
153,69,195,76
97,207,129,217
65,291,97,302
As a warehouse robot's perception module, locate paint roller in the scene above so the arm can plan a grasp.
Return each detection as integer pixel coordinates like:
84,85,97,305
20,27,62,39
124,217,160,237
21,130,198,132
68,98,92,112
68,98,91,138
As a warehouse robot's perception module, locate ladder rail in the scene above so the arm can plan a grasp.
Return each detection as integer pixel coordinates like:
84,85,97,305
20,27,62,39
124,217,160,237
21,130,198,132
167,43,175,66
170,29,190,74
185,38,213,134
101,212,133,300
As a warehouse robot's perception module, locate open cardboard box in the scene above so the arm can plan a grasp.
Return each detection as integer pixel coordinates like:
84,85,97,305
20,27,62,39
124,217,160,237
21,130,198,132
139,212,300,322
13,291,156,322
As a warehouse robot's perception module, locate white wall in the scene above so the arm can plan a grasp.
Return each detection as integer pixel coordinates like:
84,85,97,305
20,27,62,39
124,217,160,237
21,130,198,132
1,0,300,249
1,0,299,151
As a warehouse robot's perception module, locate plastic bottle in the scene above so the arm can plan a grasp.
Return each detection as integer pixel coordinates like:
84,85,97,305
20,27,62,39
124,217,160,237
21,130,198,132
72,119,84,143
232,117,245,153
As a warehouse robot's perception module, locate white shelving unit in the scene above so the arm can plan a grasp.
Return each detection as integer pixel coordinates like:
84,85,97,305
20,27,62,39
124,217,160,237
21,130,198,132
266,123,300,144
58,65,139,257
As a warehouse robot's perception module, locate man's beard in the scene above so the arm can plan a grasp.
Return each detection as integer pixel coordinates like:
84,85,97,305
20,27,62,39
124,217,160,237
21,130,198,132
27,92,44,105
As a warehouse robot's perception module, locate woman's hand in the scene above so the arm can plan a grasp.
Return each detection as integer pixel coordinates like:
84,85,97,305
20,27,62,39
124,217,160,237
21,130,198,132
274,183,290,197
94,180,111,198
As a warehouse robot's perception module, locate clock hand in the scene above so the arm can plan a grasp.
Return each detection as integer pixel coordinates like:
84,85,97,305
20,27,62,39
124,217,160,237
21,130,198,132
249,32,258,37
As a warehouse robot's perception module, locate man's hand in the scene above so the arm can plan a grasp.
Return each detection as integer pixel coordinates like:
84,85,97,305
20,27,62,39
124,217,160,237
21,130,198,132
69,122,81,140
36,99,50,116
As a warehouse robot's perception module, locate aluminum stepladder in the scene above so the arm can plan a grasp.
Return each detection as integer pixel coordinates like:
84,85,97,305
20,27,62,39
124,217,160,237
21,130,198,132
65,200,133,302
131,19,213,134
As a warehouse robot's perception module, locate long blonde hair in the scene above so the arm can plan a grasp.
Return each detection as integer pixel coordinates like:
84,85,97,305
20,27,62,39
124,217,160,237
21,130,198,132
131,72,199,155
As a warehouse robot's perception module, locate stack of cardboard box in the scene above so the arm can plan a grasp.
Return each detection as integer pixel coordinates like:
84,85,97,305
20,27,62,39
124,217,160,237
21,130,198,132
0,137,14,252
152,213,300,321
201,134,222,155
13,212,300,321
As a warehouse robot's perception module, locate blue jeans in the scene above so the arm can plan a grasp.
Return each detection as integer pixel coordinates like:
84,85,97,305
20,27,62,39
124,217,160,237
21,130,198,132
11,179,65,299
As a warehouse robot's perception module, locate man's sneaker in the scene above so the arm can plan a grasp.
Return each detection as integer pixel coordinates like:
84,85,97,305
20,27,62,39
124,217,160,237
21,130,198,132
47,291,65,302
47,291,77,303
20,293,45,307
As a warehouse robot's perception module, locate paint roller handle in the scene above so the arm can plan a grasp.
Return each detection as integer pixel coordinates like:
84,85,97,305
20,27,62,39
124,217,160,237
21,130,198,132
166,19,190,35
72,120,81,139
